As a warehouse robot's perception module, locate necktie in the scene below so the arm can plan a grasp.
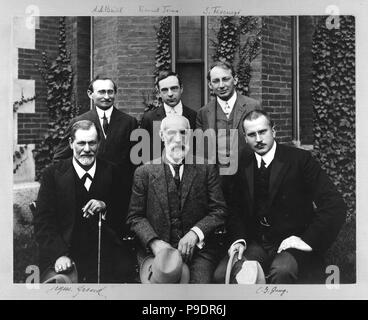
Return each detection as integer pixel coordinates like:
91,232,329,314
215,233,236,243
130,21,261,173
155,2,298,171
260,158,266,170
82,173,92,191
172,164,182,190
224,102,230,118
102,112,109,135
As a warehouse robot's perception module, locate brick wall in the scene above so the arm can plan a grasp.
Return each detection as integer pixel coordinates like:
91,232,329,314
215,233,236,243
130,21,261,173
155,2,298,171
261,16,293,143
93,16,160,121
65,17,91,114
299,16,315,145
17,17,61,145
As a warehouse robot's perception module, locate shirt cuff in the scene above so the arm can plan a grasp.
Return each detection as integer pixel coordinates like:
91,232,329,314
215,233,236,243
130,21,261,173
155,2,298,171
191,227,205,249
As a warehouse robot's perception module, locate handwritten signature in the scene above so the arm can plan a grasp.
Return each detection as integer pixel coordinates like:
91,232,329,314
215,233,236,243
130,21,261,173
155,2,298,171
256,286,288,297
46,285,108,299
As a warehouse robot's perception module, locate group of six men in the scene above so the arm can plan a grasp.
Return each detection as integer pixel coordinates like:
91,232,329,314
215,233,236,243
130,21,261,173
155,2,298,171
34,61,346,284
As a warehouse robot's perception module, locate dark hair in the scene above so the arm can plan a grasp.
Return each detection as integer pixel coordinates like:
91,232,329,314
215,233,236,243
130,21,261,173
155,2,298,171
207,61,236,81
242,109,274,134
70,120,101,142
155,70,182,89
87,76,118,93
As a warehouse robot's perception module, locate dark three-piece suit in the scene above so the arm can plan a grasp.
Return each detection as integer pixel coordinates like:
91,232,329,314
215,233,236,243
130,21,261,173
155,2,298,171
34,158,136,283
127,159,228,283
215,143,346,283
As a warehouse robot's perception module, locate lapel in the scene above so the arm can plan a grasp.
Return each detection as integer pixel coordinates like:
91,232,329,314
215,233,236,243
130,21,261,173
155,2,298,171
244,153,255,202
151,162,170,220
105,107,120,139
91,106,106,143
233,95,247,130
206,99,216,129
268,144,289,207
180,164,197,210
89,159,107,197
155,105,166,120
56,160,77,240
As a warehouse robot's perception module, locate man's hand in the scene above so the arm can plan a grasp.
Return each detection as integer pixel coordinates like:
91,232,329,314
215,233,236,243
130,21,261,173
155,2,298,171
277,235,313,253
150,239,172,256
82,199,106,218
54,256,73,273
178,231,199,262
228,242,246,260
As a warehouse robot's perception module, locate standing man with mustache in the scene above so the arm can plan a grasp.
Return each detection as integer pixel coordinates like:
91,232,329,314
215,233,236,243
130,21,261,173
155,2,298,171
127,115,228,283
54,76,138,180
34,120,137,283
196,61,260,202
214,110,346,283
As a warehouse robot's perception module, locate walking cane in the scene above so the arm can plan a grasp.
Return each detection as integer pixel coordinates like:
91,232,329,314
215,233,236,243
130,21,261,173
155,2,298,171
97,211,102,284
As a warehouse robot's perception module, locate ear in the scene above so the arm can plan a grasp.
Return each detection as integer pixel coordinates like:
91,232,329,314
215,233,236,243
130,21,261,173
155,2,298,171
87,90,93,99
233,75,239,86
69,137,73,150
159,130,165,142
271,126,276,138
208,81,213,91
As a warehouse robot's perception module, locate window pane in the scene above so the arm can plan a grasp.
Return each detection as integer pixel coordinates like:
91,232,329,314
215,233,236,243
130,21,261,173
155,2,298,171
177,17,202,60
177,63,203,110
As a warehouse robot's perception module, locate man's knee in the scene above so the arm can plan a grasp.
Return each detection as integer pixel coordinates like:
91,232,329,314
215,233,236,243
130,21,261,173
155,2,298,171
268,252,298,284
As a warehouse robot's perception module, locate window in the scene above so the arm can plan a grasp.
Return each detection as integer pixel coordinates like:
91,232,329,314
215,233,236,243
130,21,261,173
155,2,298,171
172,17,206,110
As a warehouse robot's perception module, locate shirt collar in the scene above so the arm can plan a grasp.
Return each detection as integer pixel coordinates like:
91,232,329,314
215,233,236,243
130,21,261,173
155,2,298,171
216,91,237,111
95,105,114,120
72,157,96,179
163,101,183,115
255,141,277,168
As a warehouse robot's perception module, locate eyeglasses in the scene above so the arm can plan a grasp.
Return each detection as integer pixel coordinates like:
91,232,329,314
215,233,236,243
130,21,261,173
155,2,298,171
159,86,181,94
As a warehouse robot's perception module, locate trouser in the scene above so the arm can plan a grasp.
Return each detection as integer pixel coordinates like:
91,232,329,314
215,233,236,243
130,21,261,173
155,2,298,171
214,238,321,284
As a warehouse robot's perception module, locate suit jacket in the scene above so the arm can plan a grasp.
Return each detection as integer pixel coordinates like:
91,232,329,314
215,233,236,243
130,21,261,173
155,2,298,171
34,158,131,271
126,160,228,254
196,93,260,162
140,105,197,160
227,144,347,253
53,106,138,175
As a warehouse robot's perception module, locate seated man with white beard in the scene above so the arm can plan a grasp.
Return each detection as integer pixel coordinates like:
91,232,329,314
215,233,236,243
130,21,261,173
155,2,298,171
34,120,136,283
127,115,228,283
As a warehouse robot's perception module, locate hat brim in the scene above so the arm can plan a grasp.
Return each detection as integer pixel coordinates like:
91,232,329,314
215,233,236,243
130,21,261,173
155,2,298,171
235,260,266,284
140,255,190,284
41,264,78,284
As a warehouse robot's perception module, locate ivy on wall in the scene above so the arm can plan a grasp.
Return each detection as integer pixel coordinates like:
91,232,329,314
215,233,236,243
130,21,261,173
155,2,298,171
212,16,261,96
212,16,239,63
13,93,36,174
33,17,80,180
311,16,355,219
142,16,172,115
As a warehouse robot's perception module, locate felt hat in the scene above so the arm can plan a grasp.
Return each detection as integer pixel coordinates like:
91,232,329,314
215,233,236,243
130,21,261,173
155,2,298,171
140,248,190,284
225,251,266,284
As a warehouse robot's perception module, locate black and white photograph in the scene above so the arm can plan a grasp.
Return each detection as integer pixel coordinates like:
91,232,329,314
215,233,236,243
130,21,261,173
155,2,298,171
0,0,365,302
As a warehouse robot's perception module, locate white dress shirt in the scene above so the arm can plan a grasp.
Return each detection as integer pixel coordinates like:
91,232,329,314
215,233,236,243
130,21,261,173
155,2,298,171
95,105,113,137
164,101,183,116
72,158,96,191
217,92,237,118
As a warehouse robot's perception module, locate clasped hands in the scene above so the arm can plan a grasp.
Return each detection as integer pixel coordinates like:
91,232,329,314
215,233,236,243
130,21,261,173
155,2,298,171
150,230,199,262
229,235,312,260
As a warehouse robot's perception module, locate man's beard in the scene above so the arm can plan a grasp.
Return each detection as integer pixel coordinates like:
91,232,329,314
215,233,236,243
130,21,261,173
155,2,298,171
77,154,95,167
